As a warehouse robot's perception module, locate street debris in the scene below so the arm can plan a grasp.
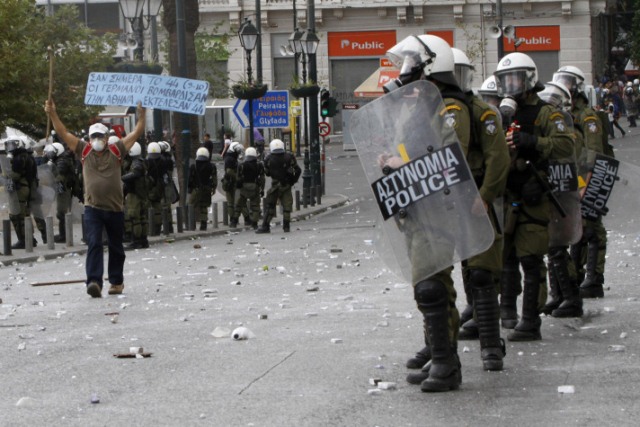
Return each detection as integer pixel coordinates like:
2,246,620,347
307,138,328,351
331,338,343,344
211,326,231,338
558,385,575,394
608,345,626,352
232,326,254,340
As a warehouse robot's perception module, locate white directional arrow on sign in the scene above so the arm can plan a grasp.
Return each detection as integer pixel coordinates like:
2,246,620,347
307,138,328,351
232,99,249,128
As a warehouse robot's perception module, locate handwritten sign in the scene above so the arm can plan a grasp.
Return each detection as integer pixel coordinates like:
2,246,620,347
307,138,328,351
84,72,209,116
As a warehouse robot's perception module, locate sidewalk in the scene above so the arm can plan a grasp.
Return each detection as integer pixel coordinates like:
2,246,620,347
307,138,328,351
0,192,349,266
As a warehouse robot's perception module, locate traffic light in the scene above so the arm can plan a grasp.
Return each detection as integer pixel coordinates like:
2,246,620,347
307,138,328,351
320,90,338,118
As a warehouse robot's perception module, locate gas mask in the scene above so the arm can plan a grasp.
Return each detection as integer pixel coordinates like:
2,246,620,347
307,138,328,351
499,96,518,121
90,134,106,152
383,36,435,94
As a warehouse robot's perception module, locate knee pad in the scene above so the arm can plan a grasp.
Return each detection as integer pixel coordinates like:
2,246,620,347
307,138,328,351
468,268,493,290
414,279,447,304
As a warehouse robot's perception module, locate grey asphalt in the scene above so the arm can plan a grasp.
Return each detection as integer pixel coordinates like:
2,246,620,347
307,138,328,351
1,138,640,426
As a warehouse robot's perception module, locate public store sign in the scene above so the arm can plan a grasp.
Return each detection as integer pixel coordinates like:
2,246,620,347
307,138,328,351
233,90,290,129
504,26,561,52
85,72,209,115
328,30,396,57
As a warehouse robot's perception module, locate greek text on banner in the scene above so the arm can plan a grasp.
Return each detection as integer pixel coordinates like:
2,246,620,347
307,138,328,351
84,72,209,116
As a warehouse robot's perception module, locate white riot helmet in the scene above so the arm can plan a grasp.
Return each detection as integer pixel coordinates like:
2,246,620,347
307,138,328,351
478,76,502,107
129,142,142,157
452,47,475,93
5,137,26,153
383,34,457,93
147,142,161,159
52,142,65,156
245,147,257,158
108,135,120,145
269,139,285,154
230,141,243,154
494,52,540,98
196,147,210,160
539,81,572,111
159,141,171,153
552,66,586,98
634,79,640,86
43,143,57,160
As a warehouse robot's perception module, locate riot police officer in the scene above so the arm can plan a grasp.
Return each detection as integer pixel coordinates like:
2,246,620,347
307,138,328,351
222,141,244,227
146,142,166,234
5,138,46,248
494,53,574,341
448,48,511,371
553,66,609,300
158,140,176,233
44,142,76,243
122,142,149,249
188,147,218,231
256,139,301,233
232,147,265,229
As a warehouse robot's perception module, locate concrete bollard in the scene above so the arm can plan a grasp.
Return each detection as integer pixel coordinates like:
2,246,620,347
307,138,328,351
2,219,12,256
25,221,34,253
213,202,219,229
45,216,55,250
65,213,74,246
176,207,183,233
222,201,228,225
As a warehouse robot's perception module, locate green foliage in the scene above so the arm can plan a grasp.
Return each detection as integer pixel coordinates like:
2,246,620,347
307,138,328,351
0,0,116,136
630,0,640,66
194,23,233,98
455,22,485,67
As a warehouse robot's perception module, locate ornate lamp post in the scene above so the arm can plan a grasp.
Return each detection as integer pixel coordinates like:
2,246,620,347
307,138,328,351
300,29,319,206
118,0,162,62
289,27,303,157
238,18,259,148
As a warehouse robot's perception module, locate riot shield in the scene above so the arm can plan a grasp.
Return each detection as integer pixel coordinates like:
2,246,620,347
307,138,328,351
547,158,582,246
349,80,494,284
31,163,56,220
0,154,21,217
580,153,640,233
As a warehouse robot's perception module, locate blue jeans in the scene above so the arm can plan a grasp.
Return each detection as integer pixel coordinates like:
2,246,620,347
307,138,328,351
84,206,125,288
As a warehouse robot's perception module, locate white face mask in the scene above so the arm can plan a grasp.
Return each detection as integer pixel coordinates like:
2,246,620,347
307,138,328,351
91,138,106,152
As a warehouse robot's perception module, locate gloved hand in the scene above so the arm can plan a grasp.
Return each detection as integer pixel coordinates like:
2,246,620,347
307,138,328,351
56,182,65,194
512,131,538,151
5,179,15,193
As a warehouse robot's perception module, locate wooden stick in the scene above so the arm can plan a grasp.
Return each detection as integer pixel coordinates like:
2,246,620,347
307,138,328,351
31,278,86,287
46,45,54,140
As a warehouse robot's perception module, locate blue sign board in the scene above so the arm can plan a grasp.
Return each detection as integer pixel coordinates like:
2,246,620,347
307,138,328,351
233,90,289,129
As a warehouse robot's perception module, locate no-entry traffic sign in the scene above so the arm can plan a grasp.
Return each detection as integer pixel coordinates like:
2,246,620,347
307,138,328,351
319,121,331,137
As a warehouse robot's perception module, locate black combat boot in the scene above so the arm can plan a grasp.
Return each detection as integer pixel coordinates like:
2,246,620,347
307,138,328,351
413,280,461,392
580,240,604,298
470,269,505,371
10,215,26,249
500,254,522,329
457,318,479,340
542,257,562,315
255,215,271,234
508,256,542,341
550,248,583,318
200,221,207,231
570,241,585,284
229,217,238,228
283,220,290,232
405,324,432,383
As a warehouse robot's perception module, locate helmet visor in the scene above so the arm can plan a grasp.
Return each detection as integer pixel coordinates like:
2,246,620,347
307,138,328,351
495,70,530,97
454,64,474,93
552,72,584,95
539,86,568,109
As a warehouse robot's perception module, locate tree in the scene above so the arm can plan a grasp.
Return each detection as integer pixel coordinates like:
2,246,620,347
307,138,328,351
0,0,116,136
194,24,233,99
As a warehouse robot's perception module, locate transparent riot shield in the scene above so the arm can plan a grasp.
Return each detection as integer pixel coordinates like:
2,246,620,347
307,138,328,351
31,163,56,220
0,154,21,217
548,158,582,246
349,80,494,284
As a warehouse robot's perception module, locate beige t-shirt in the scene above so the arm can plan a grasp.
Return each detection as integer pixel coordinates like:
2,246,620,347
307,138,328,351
75,140,125,212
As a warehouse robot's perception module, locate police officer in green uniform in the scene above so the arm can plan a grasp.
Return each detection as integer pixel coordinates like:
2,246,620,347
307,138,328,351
5,138,46,248
553,66,609,299
44,142,76,243
188,147,218,231
222,142,244,228
232,146,265,229
495,53,575,341
452,48,510,369
159,141,176,234
122,142,149,249
146,142,165,234
256,139,301,234
537,81,583,318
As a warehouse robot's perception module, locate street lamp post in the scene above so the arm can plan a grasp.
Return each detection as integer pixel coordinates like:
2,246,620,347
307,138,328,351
118,0,163,140
238,19,259,148
301,29,319,206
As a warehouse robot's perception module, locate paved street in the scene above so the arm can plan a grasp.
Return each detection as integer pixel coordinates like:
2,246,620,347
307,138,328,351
1,134,640,426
